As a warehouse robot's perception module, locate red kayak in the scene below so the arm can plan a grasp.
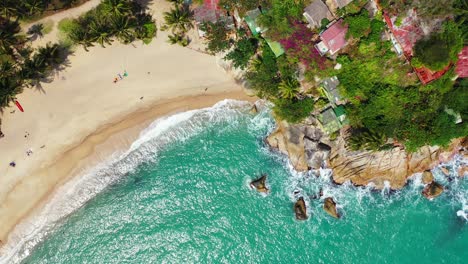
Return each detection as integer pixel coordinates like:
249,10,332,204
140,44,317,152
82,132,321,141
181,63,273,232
15,100,24,112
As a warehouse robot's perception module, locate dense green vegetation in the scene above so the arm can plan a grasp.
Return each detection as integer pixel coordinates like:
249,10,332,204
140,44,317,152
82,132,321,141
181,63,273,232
209,0,466,150
62,0,156,50
412,21,463,71
344,9,371,39
162,1,192,47
336,8,466,150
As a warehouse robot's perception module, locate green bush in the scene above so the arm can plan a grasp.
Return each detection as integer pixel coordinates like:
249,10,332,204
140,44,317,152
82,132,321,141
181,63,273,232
273,97,315,123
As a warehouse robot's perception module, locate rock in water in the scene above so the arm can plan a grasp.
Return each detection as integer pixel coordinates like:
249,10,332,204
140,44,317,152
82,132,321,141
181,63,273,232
422,181,444,199
294,197,308,220
421,171,434,185
440,167,450,176
250,104,258,114
323,197,340,219
250,174,269,193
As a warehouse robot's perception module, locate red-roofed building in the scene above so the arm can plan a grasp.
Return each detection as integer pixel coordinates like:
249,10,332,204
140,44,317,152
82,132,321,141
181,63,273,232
456,46,468,78
383,10,450,84
315,20,348,56
204,0,220,10
414,64,451,85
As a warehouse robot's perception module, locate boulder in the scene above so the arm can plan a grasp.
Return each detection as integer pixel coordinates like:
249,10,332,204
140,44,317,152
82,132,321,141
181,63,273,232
266,121,309,171
323,197,340,219
422,181,444,199
440,167,450,176
421,171,434,185
328,135,462,190
458,166,467,178
250,104,258,114
294,197,308,220
250,174,269,193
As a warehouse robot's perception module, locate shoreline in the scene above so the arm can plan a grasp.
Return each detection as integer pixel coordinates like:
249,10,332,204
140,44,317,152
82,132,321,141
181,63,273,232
0,91,255,251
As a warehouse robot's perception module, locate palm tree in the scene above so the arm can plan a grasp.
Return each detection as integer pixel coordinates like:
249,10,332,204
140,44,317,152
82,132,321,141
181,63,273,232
68,26,95,51
0,19,21,55
163,5,193,33
0,61,16,78
278,78,300,99
167,33,189,46
112,16,136,44
36,43,65,69
23,0,45,17
0,76,22,108
0,0,18,19
89,20,114,47
101,0,132,17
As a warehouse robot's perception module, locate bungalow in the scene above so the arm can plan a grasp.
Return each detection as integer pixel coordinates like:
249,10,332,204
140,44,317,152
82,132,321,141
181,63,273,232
315,19,348,56
244,8,267,36
193,0,233,37
383,10,449,84
318,107,341,135
455,46,468,79
319,76,342,105
244,8,285,57
333,0,353,9
303,0,334,29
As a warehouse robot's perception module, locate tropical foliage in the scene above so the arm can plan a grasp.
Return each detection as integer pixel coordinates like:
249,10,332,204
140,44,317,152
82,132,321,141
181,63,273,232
61,0,157,50
224,31,258,69
412,21,463,71
201,21,233,54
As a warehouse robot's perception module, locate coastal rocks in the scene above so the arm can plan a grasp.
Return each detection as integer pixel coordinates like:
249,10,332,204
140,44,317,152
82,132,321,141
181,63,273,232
421,171,434,185
323,197,340,219
294,197,308,220
422,181,444,199
328,135,463,190
266,120,330,171
250,174,269,193
266,120,309,171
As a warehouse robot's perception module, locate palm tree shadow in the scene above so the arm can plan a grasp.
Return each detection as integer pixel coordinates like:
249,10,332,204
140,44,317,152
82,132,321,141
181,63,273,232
34,46,75,93
136,0,154,8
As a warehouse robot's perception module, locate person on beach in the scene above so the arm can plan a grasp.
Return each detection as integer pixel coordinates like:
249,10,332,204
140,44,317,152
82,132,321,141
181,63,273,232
113,77,118,83
9,161,16,167
123,70,128,77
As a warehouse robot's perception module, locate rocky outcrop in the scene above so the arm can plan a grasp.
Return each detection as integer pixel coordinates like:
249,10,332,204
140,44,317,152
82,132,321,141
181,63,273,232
422,181,444,199
294,197,308,220
421,171,434,185
266,118,465,190
329,136,464,190
250,174,269,193
323,197,340,219
266,120,331,171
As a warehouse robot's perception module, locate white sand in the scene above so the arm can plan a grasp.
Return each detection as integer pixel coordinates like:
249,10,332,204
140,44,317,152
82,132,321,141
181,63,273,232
0,0,253,244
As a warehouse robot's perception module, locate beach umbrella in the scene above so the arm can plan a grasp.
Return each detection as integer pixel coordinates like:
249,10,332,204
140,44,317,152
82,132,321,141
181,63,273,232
15,100,24,112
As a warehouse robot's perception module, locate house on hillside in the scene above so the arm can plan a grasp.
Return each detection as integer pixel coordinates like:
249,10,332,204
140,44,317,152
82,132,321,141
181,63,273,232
244,8,285,57
382,10,449,84
315,19,348,56
193,0,233,37
332,0,353,9
318,105,348,135
303,0,334,29
455,46,468,79
320,76,343,105
244,8,267,36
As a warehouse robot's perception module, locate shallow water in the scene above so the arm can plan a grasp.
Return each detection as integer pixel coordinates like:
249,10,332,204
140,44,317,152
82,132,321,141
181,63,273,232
15,100,468,263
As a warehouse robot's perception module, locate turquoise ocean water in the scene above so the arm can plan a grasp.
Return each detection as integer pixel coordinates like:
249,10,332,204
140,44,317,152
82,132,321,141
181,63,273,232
6,100,467,263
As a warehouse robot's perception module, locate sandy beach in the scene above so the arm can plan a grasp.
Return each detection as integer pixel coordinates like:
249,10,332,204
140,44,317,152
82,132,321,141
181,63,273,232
0,0,253,246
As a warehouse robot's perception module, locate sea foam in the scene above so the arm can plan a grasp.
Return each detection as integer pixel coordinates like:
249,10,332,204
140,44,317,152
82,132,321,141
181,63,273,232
0,99,258,264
